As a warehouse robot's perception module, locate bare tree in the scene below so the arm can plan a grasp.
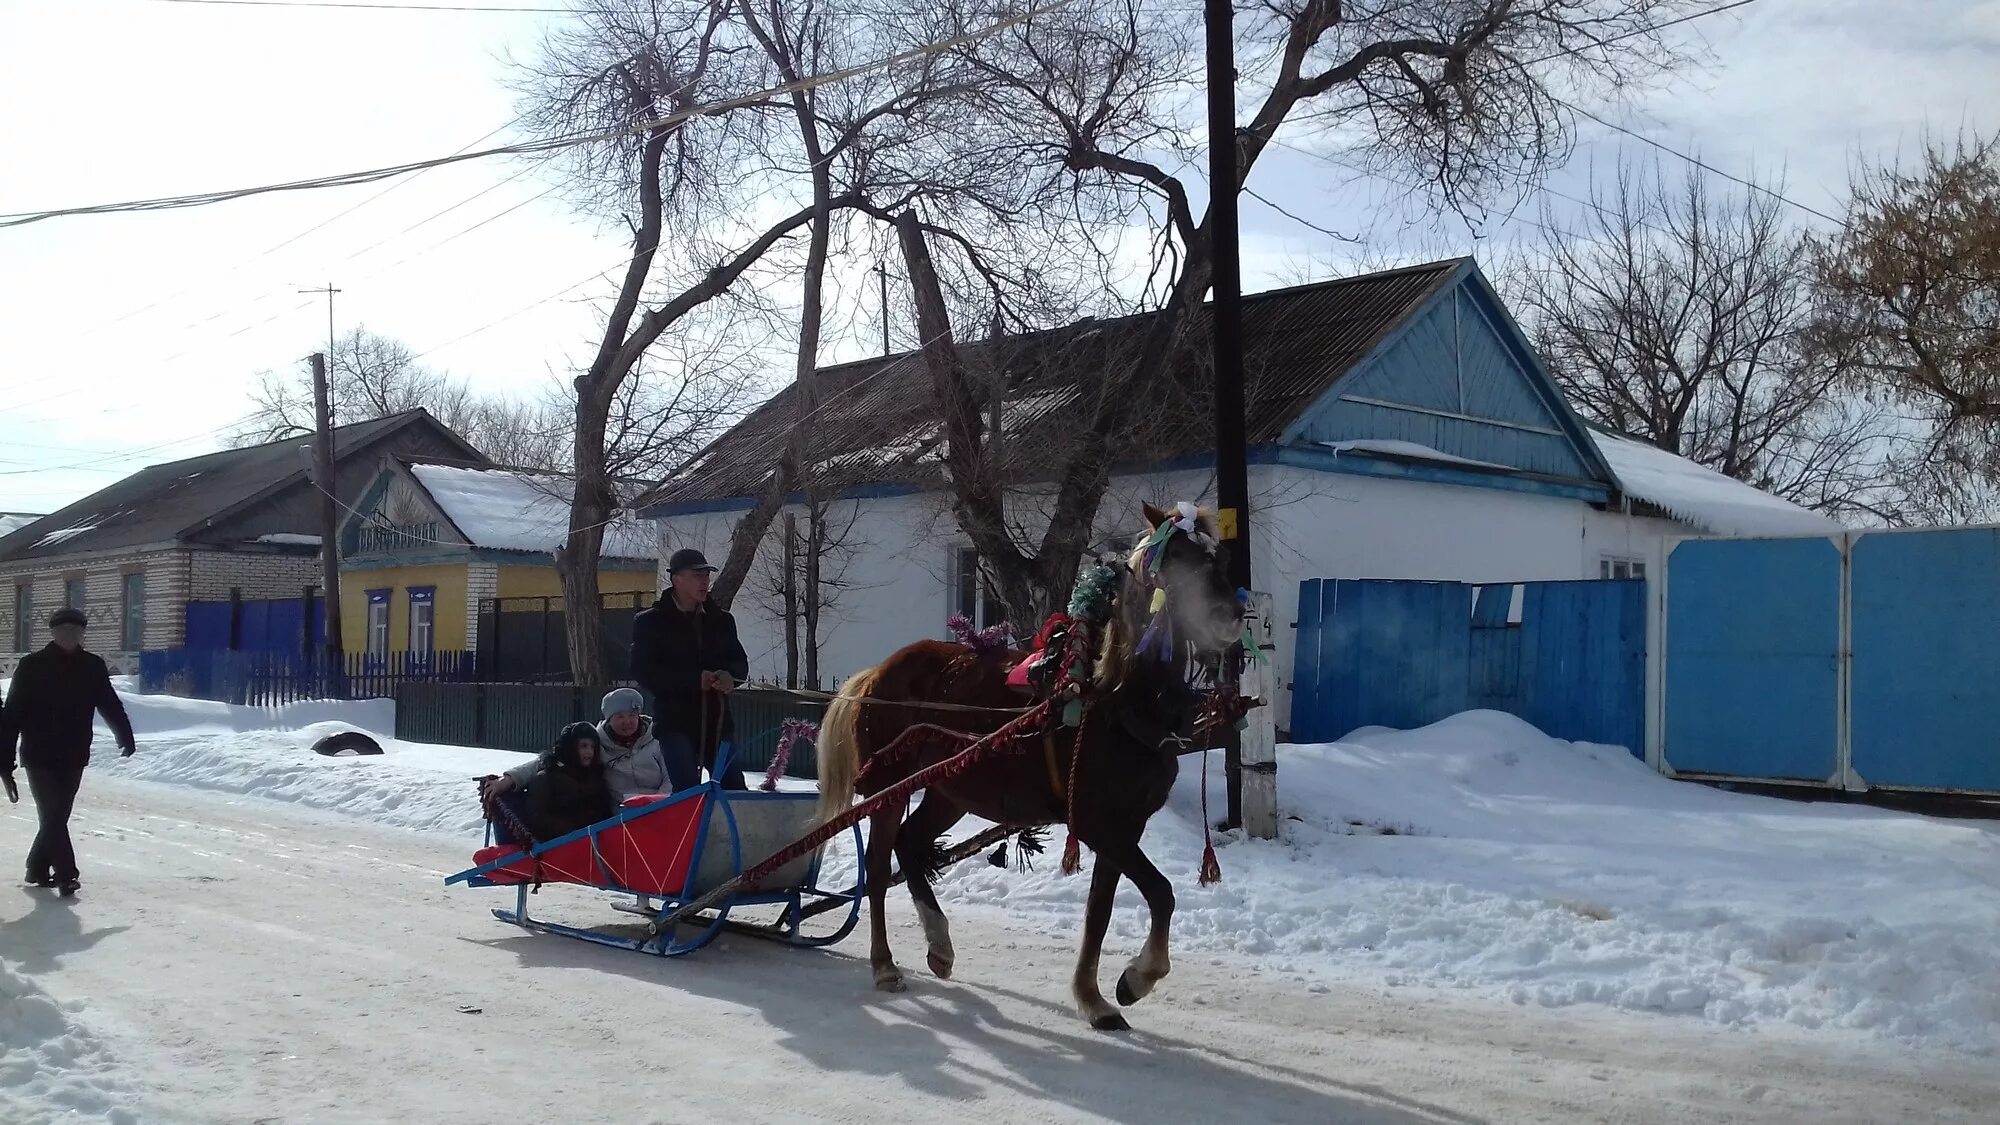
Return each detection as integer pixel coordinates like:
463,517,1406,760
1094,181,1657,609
886,0,1710,620
755,491,867,688
1512,159,1893,516
513,0,827,685
1809,129,2000,523
235,327,477,443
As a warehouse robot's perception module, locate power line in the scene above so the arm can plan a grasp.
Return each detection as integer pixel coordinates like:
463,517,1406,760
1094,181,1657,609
142,0,590,11
2,0,1082,229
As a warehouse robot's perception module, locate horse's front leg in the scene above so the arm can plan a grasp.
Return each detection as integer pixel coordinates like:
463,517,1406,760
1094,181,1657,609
1111,843,1175,1007
1072,854,1129,1030
865,804,906,992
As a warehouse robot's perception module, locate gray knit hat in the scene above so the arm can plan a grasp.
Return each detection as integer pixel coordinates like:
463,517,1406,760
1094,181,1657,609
601,687,644,719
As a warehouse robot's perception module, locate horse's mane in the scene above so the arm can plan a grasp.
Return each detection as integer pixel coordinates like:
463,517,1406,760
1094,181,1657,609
1093,505,1219,692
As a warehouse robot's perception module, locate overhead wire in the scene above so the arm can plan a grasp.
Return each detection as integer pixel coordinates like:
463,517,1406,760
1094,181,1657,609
1,0,1084,229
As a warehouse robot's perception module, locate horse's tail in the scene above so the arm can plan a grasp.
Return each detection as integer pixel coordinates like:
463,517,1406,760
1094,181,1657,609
815,666,880,827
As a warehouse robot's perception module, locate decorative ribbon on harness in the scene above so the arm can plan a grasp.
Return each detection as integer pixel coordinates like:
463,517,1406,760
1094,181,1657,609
762,719,819,792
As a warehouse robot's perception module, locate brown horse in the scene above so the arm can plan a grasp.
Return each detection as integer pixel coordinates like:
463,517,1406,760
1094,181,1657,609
814,503,1245,1029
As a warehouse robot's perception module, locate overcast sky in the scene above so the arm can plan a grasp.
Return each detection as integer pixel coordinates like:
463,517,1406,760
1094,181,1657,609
3,0,1996,515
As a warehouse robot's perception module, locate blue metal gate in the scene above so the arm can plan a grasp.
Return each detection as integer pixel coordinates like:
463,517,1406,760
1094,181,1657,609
1292,577,1644,753
1850,527,2000,792
1663,537,1841,782
1663,527,2000,794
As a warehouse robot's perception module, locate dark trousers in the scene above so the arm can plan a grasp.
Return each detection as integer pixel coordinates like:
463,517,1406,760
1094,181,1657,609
659,730,745,792
25,764,86,883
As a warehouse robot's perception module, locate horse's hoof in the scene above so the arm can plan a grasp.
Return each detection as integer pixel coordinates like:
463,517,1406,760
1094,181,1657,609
874,968,907,993
1116,970,1140,1007
1090,1011,1132,1032
926,952,954,980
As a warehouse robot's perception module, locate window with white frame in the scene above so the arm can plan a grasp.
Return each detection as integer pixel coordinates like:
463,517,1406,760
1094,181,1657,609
947,546,1004,631
1600,555,1647,580
64,577,86,610
407,587,435,660
365,589,391,659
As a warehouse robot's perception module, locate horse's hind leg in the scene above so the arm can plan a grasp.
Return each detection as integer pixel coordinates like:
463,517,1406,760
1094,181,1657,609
894,793,966,980
865,804,907,992
1072,854,1129,1030
1109,843,1175,1007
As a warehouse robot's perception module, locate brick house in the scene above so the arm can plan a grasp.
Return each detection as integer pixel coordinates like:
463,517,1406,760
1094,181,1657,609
0,410,486,674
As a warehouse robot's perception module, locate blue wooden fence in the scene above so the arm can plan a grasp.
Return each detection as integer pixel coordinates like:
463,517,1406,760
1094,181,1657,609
139,648,475,706
1292,577,1645,754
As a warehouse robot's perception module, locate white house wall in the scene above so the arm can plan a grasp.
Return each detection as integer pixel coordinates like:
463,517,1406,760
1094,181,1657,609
654,466,1682,727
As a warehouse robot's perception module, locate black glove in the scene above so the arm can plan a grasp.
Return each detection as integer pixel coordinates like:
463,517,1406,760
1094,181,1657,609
3,772,17,804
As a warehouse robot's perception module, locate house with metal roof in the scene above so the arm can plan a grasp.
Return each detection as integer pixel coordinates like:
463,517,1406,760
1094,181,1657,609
636,258,1842,718
0,410,485,673
337,457,660,678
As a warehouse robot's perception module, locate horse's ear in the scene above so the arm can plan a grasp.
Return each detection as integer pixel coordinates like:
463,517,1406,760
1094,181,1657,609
1141,502,1169,529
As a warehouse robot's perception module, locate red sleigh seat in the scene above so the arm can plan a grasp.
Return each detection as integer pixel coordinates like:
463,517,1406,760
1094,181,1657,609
474,793,708,897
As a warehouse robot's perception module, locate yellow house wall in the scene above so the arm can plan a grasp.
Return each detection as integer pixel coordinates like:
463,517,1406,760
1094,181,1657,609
339,564,469,655
495,566,657,599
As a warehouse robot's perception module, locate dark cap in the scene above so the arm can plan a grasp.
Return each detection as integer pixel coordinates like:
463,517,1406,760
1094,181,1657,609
668,548,717,575
48,607,87,629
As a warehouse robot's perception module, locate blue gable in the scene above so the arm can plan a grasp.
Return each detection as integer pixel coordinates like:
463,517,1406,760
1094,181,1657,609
1282,262,1617,489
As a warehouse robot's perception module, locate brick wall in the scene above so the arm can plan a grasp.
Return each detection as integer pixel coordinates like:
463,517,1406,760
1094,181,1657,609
187,550,324,602
465,562,498,651
1,546,323,670
1,546,186,670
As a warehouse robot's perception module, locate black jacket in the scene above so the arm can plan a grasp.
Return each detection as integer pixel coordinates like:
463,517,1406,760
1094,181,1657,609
525,756,616,841
629,596,749,753
524,723,616,840
1,644,137,773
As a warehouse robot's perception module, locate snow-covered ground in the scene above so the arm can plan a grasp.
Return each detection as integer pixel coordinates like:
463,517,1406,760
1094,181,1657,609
53,687,2000,1055
6,685,1999,1119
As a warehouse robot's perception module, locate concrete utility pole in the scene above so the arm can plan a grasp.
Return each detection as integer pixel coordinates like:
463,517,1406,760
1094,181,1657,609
309,351,344,664
1205,0,1276,839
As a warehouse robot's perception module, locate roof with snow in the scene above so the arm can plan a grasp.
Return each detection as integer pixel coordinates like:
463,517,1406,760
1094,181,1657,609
639,258,1838,538
350,461,657,561
0,411,487,565
1586,429,1843,537
0,514,42,539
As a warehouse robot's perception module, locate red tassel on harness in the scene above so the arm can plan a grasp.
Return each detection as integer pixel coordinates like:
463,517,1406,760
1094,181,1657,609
1060,832,1081,875
1197,750,1222,886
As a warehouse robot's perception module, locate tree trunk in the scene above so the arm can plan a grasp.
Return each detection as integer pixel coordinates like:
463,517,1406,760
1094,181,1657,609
804,500,824,690
561,388,615,687
783,512,800,689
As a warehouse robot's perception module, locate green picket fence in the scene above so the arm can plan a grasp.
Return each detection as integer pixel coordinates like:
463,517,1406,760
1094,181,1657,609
394,681,830,779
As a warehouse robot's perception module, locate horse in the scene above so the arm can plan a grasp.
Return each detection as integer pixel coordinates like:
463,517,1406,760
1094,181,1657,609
813,502,1246,1029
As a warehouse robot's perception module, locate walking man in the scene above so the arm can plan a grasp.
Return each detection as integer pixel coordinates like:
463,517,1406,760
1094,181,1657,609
1,607,137,895
631,549,750,790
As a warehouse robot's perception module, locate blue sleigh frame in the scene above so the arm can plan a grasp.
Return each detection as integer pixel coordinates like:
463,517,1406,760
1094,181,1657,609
443,745,866,957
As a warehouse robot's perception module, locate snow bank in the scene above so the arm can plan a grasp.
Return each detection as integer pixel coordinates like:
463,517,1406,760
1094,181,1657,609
98,693,518,838
930,712,2000,1055
0,964,140,1125
86,689,2000,1055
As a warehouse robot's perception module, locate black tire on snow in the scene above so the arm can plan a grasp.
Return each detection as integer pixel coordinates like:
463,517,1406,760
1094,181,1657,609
313,731,385,757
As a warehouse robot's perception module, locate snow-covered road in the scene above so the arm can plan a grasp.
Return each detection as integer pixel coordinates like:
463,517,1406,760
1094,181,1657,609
5,778,1993,1124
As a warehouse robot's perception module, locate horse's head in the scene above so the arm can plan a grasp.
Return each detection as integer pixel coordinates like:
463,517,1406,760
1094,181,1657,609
1126,501,1244,660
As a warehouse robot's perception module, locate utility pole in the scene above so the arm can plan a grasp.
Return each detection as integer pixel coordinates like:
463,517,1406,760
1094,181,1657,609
1206,0,1275,839
300,284,345,684
308,352,345,670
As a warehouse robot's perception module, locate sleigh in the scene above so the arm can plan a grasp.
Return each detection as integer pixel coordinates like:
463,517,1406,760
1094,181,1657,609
443,750,865,957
